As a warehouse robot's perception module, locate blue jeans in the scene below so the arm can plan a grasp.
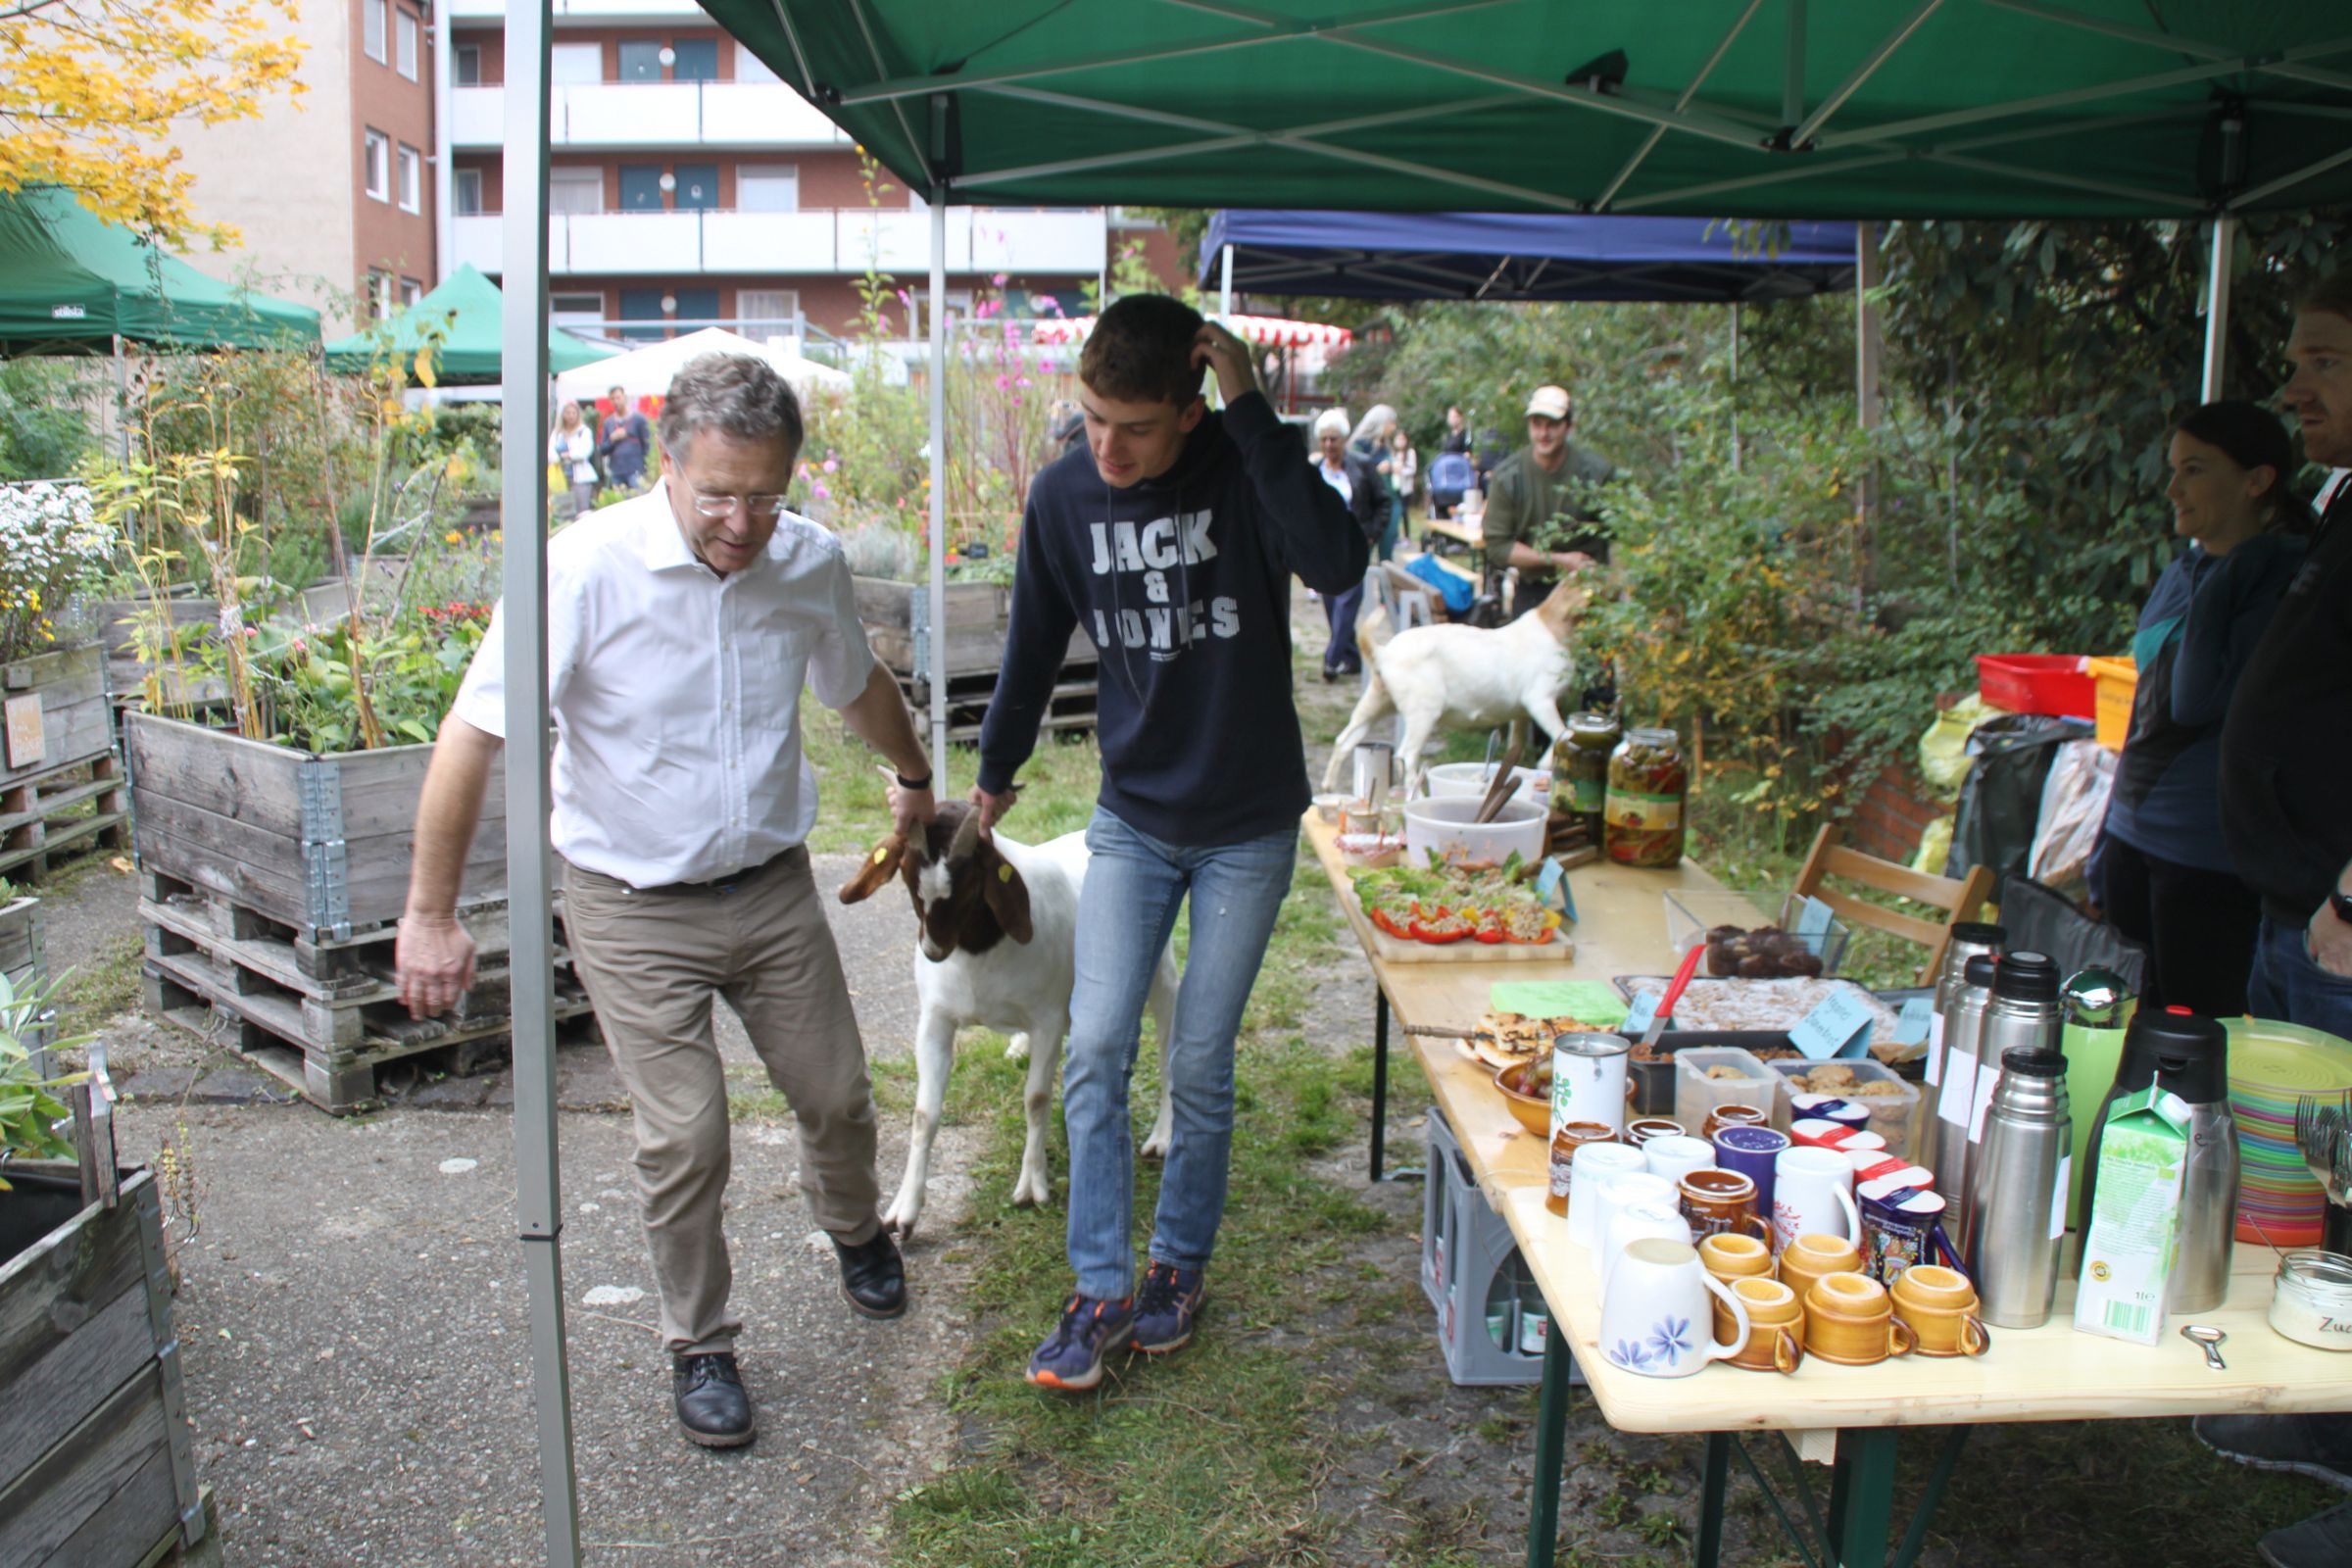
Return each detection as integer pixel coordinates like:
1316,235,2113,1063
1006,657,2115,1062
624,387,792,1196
1063,807,1297,1299
2249,913,2352,1043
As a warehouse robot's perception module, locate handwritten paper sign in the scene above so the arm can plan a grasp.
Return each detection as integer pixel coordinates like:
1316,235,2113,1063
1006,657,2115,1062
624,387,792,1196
1534,858,1579,924
1893,997,1934,1048
1622,989,1667,1037
1789,989,1876,1058
1795,895,1834,940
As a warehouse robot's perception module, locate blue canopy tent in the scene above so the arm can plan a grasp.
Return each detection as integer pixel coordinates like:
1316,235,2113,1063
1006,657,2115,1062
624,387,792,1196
1197,211,1859,304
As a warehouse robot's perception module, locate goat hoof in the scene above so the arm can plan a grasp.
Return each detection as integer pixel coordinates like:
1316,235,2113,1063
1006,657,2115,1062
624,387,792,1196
1141,1137,1170,1162
1011,1177,1049,1208
881,1208,917,1242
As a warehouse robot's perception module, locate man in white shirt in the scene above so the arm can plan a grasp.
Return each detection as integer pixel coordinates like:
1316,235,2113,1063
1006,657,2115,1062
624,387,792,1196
395,353,936,1449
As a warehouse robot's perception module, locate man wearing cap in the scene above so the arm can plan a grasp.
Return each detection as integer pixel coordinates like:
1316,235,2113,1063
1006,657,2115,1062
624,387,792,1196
1479,383,1618,618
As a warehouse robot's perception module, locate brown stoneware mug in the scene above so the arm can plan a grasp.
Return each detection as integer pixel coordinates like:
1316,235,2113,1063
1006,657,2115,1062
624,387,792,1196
1890,1264,1990,1357
1724,1276,1805,1373
1626,1116,1686,1148
1699,1232,1774,1286
1803,1271,1916,1366
1679,1168,1773,1242
1701,1103,1770,1142
1777,1233,1864,1307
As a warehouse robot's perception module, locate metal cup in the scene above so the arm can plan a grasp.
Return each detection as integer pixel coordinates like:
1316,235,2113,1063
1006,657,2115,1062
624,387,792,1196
1351,742,1395,817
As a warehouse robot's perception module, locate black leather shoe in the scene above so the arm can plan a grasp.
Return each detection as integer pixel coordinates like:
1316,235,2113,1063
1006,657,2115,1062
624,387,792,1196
672,1351,754,1447
833,1229,907,1319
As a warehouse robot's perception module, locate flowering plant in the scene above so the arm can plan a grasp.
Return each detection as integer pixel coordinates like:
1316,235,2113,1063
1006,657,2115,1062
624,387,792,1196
0,481,110,663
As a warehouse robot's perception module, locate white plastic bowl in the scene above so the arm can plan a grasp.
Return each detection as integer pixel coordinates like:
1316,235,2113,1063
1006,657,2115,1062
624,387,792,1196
1402,794,1547,869
1423,762,1549,805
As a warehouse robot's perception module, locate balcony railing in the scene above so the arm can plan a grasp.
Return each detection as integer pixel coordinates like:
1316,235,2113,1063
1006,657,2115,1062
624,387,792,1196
447,209,1109,276
449,81,849,149
447,0,710,20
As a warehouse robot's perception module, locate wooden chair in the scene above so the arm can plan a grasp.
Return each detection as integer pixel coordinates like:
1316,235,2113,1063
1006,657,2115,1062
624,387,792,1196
1790,823,1997,987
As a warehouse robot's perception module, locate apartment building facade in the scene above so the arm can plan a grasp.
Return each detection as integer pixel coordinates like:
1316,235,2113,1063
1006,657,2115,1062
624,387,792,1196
163,0,436,336
437,0,1108,345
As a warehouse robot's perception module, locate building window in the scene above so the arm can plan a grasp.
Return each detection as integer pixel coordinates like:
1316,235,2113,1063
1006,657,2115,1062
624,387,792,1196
363,0,387,64
453,168,484,216
368,270,394,318
550,292,605,332
396,9,419,79
548,167,604,215
400,277,423,307
455,43,482,85
550,41,601,85
738,289,799,339
616,40,662,82
669,38,718,81
737,166,798,213
397,145,421,213
364,130,390,202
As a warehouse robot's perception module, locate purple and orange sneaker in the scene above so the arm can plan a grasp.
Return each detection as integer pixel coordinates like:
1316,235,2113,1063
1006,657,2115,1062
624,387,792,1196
1026,1294,1134,1391
1133,1261,1205,1354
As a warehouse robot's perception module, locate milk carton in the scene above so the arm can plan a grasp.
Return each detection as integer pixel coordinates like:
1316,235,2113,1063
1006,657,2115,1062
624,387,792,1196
2073,1086,2188,1346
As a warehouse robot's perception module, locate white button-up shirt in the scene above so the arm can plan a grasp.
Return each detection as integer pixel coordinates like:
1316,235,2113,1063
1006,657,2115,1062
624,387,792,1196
452,487,876,888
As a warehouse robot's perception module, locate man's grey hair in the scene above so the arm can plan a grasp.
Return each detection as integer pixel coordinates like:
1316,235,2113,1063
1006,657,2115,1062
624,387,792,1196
658,353,804,465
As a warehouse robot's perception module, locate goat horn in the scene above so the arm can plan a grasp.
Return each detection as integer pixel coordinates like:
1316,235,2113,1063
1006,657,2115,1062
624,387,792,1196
947,807,982,864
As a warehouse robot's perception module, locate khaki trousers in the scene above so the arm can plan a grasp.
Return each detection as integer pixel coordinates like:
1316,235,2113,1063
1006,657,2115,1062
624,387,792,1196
564,848,881,1355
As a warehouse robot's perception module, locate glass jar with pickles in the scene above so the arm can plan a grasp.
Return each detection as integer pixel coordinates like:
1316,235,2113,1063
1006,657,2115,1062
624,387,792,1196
1548,710,1621,840
1602,726,1688,867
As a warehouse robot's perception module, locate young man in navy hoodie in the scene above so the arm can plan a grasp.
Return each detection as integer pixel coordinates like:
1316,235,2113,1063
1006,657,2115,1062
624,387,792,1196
965,294,1369,1390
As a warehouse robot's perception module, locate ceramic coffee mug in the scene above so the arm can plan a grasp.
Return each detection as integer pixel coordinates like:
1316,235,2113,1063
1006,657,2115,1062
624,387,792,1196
1701,1103,1770,1141
1643,1133,1718,1187
1565,1143,1650,1251
1602,1200,1694,1297
1777,1232,1864,1307
1790,1119,1889,1158
1601,1237,1749,1378
1699,1231,1775,1285
1711,1125,1791,1219
1679,1168,1772,1242
1771,1145,1863,1254
1626,1117,1685,1148
1586,1170,1678,1280
1890,1263,1990,1357
1804,1271,1916,1365
1859,1179,1966,1287
1722,1276,1805,1373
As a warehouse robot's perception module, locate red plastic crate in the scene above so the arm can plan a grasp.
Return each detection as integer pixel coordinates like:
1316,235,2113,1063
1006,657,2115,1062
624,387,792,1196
1976,654,2094,718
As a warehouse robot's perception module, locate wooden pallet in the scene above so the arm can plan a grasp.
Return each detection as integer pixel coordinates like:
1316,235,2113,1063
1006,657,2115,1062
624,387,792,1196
138,876,594,1113
0,750,128,883
896,663,1101,745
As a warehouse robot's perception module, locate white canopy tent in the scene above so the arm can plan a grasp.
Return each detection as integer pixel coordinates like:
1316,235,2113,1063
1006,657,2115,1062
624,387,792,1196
551,324,853,408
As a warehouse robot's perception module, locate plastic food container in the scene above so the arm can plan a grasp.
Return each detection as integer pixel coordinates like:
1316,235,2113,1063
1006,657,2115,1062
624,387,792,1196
1673,1046,1778,1134
2086,655,2136,751
1662,890,1851,977
1769,1059,1922,1164
1402,794,1546,869
1975,654,2094,719
1423,762,1549,807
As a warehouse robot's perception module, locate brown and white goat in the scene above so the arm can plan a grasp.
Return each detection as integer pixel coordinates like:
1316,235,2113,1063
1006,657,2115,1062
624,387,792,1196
840,802,1178,1240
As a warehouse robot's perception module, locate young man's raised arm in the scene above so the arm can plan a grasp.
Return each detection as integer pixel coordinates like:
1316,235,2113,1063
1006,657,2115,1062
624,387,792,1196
1194,324,1368,596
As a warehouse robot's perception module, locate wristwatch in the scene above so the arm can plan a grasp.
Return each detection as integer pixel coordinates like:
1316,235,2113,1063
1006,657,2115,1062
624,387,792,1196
895,770,933,792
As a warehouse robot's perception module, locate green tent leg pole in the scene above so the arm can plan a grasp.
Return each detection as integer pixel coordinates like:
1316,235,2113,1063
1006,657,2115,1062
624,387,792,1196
1825,1430,1898,1568
1694,1432,1732,1568
1891,1427,1971,1568
1524,1332,1574,1568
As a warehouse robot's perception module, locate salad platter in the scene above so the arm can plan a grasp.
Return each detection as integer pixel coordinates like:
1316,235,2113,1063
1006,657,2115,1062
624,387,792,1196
1340,855,1576,965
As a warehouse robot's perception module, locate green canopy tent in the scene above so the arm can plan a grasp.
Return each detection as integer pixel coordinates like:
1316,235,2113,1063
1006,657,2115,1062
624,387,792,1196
0,184,318,353
321,263,616,383
483,9,2352,1567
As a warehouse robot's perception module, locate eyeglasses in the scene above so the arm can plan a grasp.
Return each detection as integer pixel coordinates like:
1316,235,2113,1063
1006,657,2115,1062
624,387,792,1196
684,486,789,520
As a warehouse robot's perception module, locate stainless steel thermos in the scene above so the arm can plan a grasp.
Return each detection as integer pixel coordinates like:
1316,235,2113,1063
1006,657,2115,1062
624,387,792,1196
1931,953,2000,1231
1929,922,2006,1091
2074,1006,2237,1311
1964,1045,2073,1329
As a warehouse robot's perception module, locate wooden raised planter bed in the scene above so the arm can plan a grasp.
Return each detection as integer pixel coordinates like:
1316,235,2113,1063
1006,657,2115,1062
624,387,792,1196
91,595,225,713
122,712,594,1111
853,575,1100,745
1,893,49,1075
2,642,129,882
0,1163,215,1568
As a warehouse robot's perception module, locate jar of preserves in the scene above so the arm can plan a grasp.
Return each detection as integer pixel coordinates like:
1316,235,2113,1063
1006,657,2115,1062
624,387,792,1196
1603,726,1688,867
1548,710,1621,837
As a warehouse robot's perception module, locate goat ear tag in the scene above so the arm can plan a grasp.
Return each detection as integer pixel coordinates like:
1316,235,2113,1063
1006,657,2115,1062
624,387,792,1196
997,863,1012,883
872,847,889,864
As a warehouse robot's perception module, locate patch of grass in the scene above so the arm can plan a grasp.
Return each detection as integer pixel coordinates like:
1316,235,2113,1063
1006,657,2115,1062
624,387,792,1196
800,705,1107,856
54,928,142,1038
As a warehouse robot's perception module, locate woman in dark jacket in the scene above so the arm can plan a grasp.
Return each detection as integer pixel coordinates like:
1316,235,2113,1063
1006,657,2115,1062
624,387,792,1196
2096,400,2311,1013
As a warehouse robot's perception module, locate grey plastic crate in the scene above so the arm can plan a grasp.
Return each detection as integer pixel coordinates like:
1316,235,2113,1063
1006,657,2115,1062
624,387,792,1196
1421,1105,1584,1387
